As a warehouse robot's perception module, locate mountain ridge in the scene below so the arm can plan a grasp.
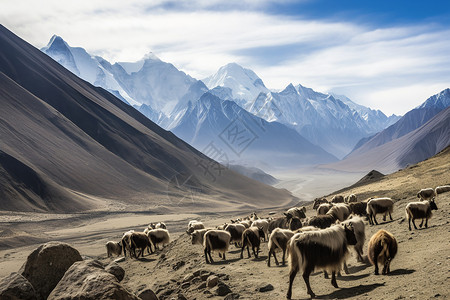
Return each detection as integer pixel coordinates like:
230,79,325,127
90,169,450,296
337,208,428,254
0,24,295,212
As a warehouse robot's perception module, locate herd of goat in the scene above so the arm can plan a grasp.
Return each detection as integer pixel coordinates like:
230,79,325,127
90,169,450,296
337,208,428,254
106,185,448,299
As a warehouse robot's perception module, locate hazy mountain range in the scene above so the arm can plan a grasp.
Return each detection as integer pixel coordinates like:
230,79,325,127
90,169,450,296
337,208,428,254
41,36,400,165
0,25,295,212
204,64,400,157
324,90,450,173
40,34,449,174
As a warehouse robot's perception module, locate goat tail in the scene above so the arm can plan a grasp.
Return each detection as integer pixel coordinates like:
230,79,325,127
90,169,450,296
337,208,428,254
288,238,302,272
273,236,284,252
267,234,273,250
246,233,252,247
380,235,390,259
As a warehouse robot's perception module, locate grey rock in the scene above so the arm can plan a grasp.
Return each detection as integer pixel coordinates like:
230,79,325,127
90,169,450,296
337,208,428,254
193,269,206,276
47,260,139,300
183,274,194,282
197,282,207,290
181,282,190,289
137,288,158,300
200,273,210,281
215,283,232,296
20,241,83,300
177,294,187,300
224,293,240,300
0,272,38,300
191,277,201,284
105,261,125,282
114,257,126,263
206,275,219,288
258,283,274,292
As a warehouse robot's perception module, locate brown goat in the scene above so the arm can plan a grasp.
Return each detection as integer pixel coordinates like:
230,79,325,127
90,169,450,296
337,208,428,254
240,226,265,258
130,232,152,258
368,229,397,275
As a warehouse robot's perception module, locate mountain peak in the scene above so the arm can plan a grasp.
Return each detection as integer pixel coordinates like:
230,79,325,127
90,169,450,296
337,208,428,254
43,34,69,52
417,88,450,110
142,52,160,61
282,83,297,94
203,62,269,104
222,62,245,71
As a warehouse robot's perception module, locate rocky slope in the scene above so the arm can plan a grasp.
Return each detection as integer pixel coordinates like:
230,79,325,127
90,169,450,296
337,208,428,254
323,108,450,173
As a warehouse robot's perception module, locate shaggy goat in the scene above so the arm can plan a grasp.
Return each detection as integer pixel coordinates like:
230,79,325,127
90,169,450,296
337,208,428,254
417,188,436,201
130,232,152,258
203,230,232,264
405,199,438,230
331,195,345,203
155,222,167,229
147,229,170,253
121,230,135,257
186,221,205,234
267,228,294,267
367,229,397,275
313,198,328,210
348,201,368,217
345,194,357,203
340,216,365,262
327,203,351,221
366,197,394,225
251,219,269,241
267,226,319,267
240,226,265,259
286,207,307,219
317,203,333,215
231,219,252,228
435,185,450,194
288,216,303,231
224,223,246,246
106,241,122,257
190,228,212,245
305,214,337,229
286,224,357,299
267,214,301,234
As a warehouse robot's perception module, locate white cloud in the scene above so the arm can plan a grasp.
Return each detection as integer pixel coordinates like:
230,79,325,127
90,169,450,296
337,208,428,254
1,0,449,116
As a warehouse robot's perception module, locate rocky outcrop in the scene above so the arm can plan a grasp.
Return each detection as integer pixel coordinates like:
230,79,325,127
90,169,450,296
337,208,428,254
105,261,125,282
0,272,38,300
19,242,82,299
48,260,139,300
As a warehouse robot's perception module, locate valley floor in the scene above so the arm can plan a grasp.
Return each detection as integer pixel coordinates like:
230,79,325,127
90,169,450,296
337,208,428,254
272,167,366,200
1,150,449,299
1,191,449,299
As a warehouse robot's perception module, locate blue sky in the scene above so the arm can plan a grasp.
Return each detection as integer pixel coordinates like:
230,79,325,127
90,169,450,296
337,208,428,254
1,0,450,115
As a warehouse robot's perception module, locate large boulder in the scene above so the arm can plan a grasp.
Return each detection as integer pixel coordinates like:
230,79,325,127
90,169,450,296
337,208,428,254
0,272,38,300
105,261,125,282
19,241,82,300
136,288,159,300
48,260,139,300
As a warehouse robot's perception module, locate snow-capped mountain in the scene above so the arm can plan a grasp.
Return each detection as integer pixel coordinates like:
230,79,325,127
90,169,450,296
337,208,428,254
246,83,391,158
111,55,206,115
416,88,450,110
41,36,207,122
1,25,296,212
347,88,450,157
205,64,400,158
42,37,398,161
324,106,450,174
203,63,270,107
41,35,139,106
331,93,400,132
171,93,337,169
